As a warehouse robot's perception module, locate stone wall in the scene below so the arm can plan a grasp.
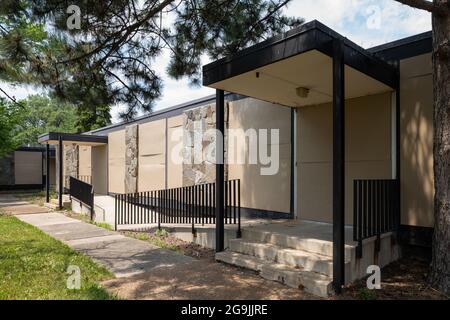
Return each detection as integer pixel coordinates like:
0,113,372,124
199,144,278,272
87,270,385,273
125,124,138,193
64,144,79,188
182,103,228,186
0,153,14,185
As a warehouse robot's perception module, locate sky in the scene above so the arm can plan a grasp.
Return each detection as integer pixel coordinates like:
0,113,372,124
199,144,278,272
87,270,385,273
1,0,431,123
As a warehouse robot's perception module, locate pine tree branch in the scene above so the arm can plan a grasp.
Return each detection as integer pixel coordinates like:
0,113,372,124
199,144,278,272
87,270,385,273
0,87,26,109
395,0,449,15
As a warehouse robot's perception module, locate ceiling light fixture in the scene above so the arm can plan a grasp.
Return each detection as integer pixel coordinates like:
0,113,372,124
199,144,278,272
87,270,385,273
296,87,310,98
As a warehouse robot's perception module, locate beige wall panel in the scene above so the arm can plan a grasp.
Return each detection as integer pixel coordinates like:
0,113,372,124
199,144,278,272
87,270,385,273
138,119,166,191
78,146,91,176
228,98,291,213
228,98,291,144
14,151,42,184
297,93,392,224
92,145,108,194
400,54,434,227
298,162,332,222
167,115,183,188
228,158,290,213
400,53,432,79
108,130,125,194
168,115,183,127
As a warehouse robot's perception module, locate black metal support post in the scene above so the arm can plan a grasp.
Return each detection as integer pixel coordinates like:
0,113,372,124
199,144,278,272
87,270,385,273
215,89,225,252
46,144,50,203
58,136,63,210
332,39,345,293
290,108,295,217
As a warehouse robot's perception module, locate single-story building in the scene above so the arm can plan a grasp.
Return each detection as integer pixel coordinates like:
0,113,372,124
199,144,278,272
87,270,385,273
37,20,434,297
0,145,55,191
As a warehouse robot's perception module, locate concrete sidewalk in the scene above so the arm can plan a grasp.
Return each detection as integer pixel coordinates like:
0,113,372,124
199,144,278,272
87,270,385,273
1,194,314,299
0,194,193,278
0,194,49,215
16,211,193,278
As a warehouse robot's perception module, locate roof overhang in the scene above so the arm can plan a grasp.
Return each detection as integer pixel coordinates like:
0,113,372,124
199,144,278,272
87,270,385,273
38,132,108,146
202,20,399,108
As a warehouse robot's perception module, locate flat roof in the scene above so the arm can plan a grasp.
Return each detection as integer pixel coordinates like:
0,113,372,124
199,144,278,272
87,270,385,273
80,24,429,136
368,31,432,61
203,20,399,90
38,132,108,146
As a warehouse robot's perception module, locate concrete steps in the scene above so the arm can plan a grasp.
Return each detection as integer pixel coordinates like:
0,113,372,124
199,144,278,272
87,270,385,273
214,225,349,297
216,251,333,298
229,238,350,277
242,228,355,257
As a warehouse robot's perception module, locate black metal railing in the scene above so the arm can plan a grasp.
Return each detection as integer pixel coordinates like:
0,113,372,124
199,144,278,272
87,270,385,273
114,179,241,237
353,179,399,258
69,176,95,219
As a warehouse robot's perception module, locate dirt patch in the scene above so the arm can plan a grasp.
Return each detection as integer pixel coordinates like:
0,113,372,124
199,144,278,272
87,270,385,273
121,230,215,260
339,249,448,300
106,230,449,300
101,230,316,300
102,259,318,300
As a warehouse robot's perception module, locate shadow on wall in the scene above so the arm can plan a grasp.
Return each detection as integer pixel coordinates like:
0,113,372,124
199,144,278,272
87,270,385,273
400,76,434,227
227,98,291,216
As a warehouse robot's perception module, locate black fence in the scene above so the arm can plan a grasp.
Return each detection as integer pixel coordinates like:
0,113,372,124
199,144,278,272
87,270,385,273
353,179,399,258
69,176,94,219
114,179,241,236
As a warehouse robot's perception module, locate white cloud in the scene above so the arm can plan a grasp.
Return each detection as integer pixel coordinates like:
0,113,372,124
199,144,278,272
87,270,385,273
0,82,43,101
284,0,431,48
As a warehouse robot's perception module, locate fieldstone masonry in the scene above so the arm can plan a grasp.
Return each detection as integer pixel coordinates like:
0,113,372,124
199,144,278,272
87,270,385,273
0,153,14,185
182,103,228,186
64,144,79,188
125,124,138,193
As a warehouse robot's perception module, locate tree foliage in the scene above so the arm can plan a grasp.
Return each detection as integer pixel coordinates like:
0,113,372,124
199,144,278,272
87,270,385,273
0,97,23,156
0,94,85,156
0,0,302,120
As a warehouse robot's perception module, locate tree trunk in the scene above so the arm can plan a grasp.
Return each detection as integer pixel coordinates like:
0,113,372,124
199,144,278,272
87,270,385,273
429,4,450,295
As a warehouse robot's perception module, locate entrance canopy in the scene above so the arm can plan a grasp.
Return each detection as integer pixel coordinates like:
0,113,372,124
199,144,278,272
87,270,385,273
202,20,398,107
38,132,108,146
202,20,400,294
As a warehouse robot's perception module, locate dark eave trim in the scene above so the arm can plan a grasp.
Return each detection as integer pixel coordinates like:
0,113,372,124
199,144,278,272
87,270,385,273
368,31,432,62
202,20,399,89
87,92,246,136
37,132,108,144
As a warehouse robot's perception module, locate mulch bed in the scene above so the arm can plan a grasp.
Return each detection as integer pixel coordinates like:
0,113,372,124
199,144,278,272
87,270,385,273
339,248,448,300
134,232,448,300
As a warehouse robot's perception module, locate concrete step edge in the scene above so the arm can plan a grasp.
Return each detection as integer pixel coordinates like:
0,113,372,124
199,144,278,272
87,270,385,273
242,228,355,255
215,251,333,298
229,238,352,277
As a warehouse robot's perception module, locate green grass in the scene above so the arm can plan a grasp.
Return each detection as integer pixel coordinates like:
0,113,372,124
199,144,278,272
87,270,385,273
64,211,113,230
16,190,57,206
357,288,377,300
0,214,115,300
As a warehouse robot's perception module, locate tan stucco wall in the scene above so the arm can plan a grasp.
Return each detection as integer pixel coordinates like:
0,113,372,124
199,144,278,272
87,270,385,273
297,92,392,224
78,146,91,177
92,145,108,194
400,53,434,227
227,98,291,213
167,115,183,188
108,130,125,194
14,151,42,185
138,119,166,191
